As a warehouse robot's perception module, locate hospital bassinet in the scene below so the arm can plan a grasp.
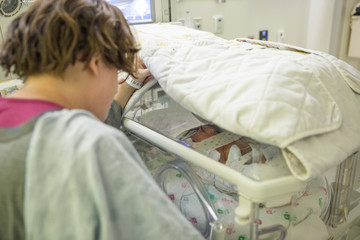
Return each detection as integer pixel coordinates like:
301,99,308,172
121,81,360,240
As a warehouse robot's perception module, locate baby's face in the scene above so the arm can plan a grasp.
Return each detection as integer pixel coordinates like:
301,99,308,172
191,125,258,164
192,125,219,142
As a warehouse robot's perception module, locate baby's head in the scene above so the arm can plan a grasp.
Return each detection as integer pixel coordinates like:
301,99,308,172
192,125,219,142
191,125,255,164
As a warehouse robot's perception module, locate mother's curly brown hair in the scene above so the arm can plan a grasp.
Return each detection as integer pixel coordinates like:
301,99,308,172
0,0,139,79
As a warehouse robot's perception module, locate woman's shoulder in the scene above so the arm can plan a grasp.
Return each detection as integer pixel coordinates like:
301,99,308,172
35,109,126,143
31,108,140,165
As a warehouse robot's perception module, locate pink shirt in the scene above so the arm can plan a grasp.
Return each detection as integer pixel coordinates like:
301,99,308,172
0,97,64,128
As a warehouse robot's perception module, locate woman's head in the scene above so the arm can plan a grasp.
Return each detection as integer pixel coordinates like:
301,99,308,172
0,0,139,79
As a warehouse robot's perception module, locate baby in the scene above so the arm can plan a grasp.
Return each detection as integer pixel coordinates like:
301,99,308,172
191,125,266,164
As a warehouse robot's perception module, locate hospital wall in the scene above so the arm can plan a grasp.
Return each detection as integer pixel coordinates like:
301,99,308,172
0,0,359,83
171,0,312,47
337,0,360,70
171,0,360,70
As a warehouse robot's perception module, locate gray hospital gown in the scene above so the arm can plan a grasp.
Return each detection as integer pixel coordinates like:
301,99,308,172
0,106,204,240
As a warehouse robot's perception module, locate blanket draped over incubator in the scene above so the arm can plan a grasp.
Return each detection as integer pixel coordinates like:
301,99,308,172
122,82,359,240
121,24,360,240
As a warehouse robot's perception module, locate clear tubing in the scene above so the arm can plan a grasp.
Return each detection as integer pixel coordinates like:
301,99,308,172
154,160,219,238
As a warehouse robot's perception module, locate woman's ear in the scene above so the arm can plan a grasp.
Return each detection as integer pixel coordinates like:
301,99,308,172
88,55,102,76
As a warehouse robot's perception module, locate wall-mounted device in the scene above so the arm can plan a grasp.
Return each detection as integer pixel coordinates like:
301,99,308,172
106,0,156,24
259,30,268,41
193,17,202,30
348,1,360,58
213,15,223,34
0,0,22,17
107,0,171,23
0,0,34,82
0,79,23,96
277,29,285,42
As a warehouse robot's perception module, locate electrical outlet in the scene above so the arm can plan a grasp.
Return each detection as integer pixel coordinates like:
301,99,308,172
277,29,286,42
178,19,185,26
193,17,202,30
213,15,223,34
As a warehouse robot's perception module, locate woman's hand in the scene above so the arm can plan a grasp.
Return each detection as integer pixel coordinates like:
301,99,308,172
114,57,152,109
132,58,152,84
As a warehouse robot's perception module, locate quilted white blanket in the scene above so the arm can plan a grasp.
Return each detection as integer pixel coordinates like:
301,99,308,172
133,23,360,180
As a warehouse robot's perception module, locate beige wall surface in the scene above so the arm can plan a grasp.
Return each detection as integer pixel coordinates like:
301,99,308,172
170,0,360,70
170,0,249,40
171,0,310,46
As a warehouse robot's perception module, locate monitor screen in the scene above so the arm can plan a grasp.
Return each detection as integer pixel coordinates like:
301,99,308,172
106,0,154,24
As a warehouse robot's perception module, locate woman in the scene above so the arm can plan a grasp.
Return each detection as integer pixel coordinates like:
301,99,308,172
0,0,204,239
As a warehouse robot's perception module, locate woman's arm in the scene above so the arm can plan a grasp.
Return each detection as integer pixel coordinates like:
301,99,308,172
104,101,123,129
115,58,151,109
105,58,151,128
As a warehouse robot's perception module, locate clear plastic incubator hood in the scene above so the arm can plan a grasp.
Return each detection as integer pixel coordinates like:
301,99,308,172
121,80,360,240
119,22,360,240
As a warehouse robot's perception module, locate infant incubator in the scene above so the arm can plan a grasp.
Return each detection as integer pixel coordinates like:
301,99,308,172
121,80,360,240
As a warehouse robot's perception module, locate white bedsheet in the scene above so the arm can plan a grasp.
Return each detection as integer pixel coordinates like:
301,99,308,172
133,23,360,180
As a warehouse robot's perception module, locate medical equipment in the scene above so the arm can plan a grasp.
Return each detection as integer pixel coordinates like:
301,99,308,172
0,79,23,97
122,81,360,240
106,0,155,24
106,0,172,23
120,23,360,239
0,0,34,82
